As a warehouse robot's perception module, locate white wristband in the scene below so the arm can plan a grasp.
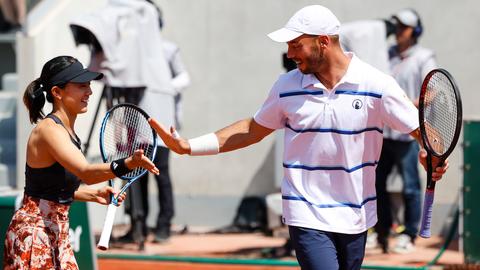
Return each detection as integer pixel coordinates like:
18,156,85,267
188,133,219,156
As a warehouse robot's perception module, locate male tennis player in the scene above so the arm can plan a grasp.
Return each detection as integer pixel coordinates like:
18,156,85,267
150,5,448,270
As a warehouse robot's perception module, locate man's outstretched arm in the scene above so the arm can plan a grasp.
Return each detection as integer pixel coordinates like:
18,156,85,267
149,117,274,155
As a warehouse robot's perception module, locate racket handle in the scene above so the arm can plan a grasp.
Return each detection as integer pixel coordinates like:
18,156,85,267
97,203,118,250
419,189,435,238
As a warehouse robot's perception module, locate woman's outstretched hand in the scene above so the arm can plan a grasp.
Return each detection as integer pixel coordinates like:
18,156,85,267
126,149,159,175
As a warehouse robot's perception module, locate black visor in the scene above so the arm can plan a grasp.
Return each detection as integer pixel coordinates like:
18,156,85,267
50,60,103,85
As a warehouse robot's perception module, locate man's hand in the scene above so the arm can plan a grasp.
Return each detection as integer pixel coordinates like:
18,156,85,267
149,118,191,155
418,149,449,181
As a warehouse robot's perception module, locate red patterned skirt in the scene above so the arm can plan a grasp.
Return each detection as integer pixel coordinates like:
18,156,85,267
3,195,78,270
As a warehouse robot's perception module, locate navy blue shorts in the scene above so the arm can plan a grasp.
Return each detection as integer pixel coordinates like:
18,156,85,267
289,226,367,270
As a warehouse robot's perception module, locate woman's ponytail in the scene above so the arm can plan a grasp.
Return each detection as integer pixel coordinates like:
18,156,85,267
23,78,46,124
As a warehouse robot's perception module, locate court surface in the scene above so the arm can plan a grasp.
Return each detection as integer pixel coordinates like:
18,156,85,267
97,229,464,270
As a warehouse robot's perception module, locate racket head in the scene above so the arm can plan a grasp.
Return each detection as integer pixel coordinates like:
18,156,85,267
99,103,157,181
418,68,462,159
418,68,462,238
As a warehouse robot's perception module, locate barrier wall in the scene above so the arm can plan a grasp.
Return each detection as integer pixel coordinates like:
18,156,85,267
462,120,480,263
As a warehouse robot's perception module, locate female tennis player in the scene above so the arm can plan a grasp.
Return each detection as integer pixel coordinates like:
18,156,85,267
3,56,158,270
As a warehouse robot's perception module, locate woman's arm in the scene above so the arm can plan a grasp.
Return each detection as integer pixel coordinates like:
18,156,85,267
74,185,126,205
41,121,158,185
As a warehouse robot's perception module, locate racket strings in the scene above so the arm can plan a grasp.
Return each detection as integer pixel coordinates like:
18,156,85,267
103,106,155,178
423,72,458,155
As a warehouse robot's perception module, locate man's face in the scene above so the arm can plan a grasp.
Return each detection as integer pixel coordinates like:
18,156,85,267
395,22,415,45
286,34,324,74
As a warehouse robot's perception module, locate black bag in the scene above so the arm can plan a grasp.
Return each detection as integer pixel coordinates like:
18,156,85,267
233,196,267,232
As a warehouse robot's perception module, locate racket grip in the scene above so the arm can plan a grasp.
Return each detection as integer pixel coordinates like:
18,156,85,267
97,203,118,250
419,189,435,238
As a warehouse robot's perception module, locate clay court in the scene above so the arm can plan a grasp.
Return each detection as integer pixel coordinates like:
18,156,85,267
96,231,466,270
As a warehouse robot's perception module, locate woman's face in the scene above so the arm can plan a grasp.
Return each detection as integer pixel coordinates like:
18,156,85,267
60,82,93,114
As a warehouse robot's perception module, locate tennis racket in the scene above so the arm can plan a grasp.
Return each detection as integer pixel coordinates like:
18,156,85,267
418,69,462,238
97,103,157,250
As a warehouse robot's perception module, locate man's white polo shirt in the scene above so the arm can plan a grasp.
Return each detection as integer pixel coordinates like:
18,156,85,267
254,54,418,234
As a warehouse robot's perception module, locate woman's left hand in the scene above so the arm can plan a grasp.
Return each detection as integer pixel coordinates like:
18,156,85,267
96,186,126,205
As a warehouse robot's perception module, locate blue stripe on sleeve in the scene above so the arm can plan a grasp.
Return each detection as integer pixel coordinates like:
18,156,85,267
282,195,377,209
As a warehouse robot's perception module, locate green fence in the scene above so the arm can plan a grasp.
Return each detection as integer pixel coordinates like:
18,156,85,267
463,120,480,263
0,194,97,269
0,195,16,263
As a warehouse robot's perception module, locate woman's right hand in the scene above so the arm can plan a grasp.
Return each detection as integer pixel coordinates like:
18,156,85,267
125,149,159,175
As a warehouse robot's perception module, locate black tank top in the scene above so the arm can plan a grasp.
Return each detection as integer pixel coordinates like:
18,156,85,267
24,114,82,204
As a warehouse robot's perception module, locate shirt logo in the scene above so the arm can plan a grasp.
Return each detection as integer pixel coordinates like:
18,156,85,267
112,162,118,169
352,99,363,109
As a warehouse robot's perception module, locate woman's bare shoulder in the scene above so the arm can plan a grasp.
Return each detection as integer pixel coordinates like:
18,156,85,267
30,117,69,144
